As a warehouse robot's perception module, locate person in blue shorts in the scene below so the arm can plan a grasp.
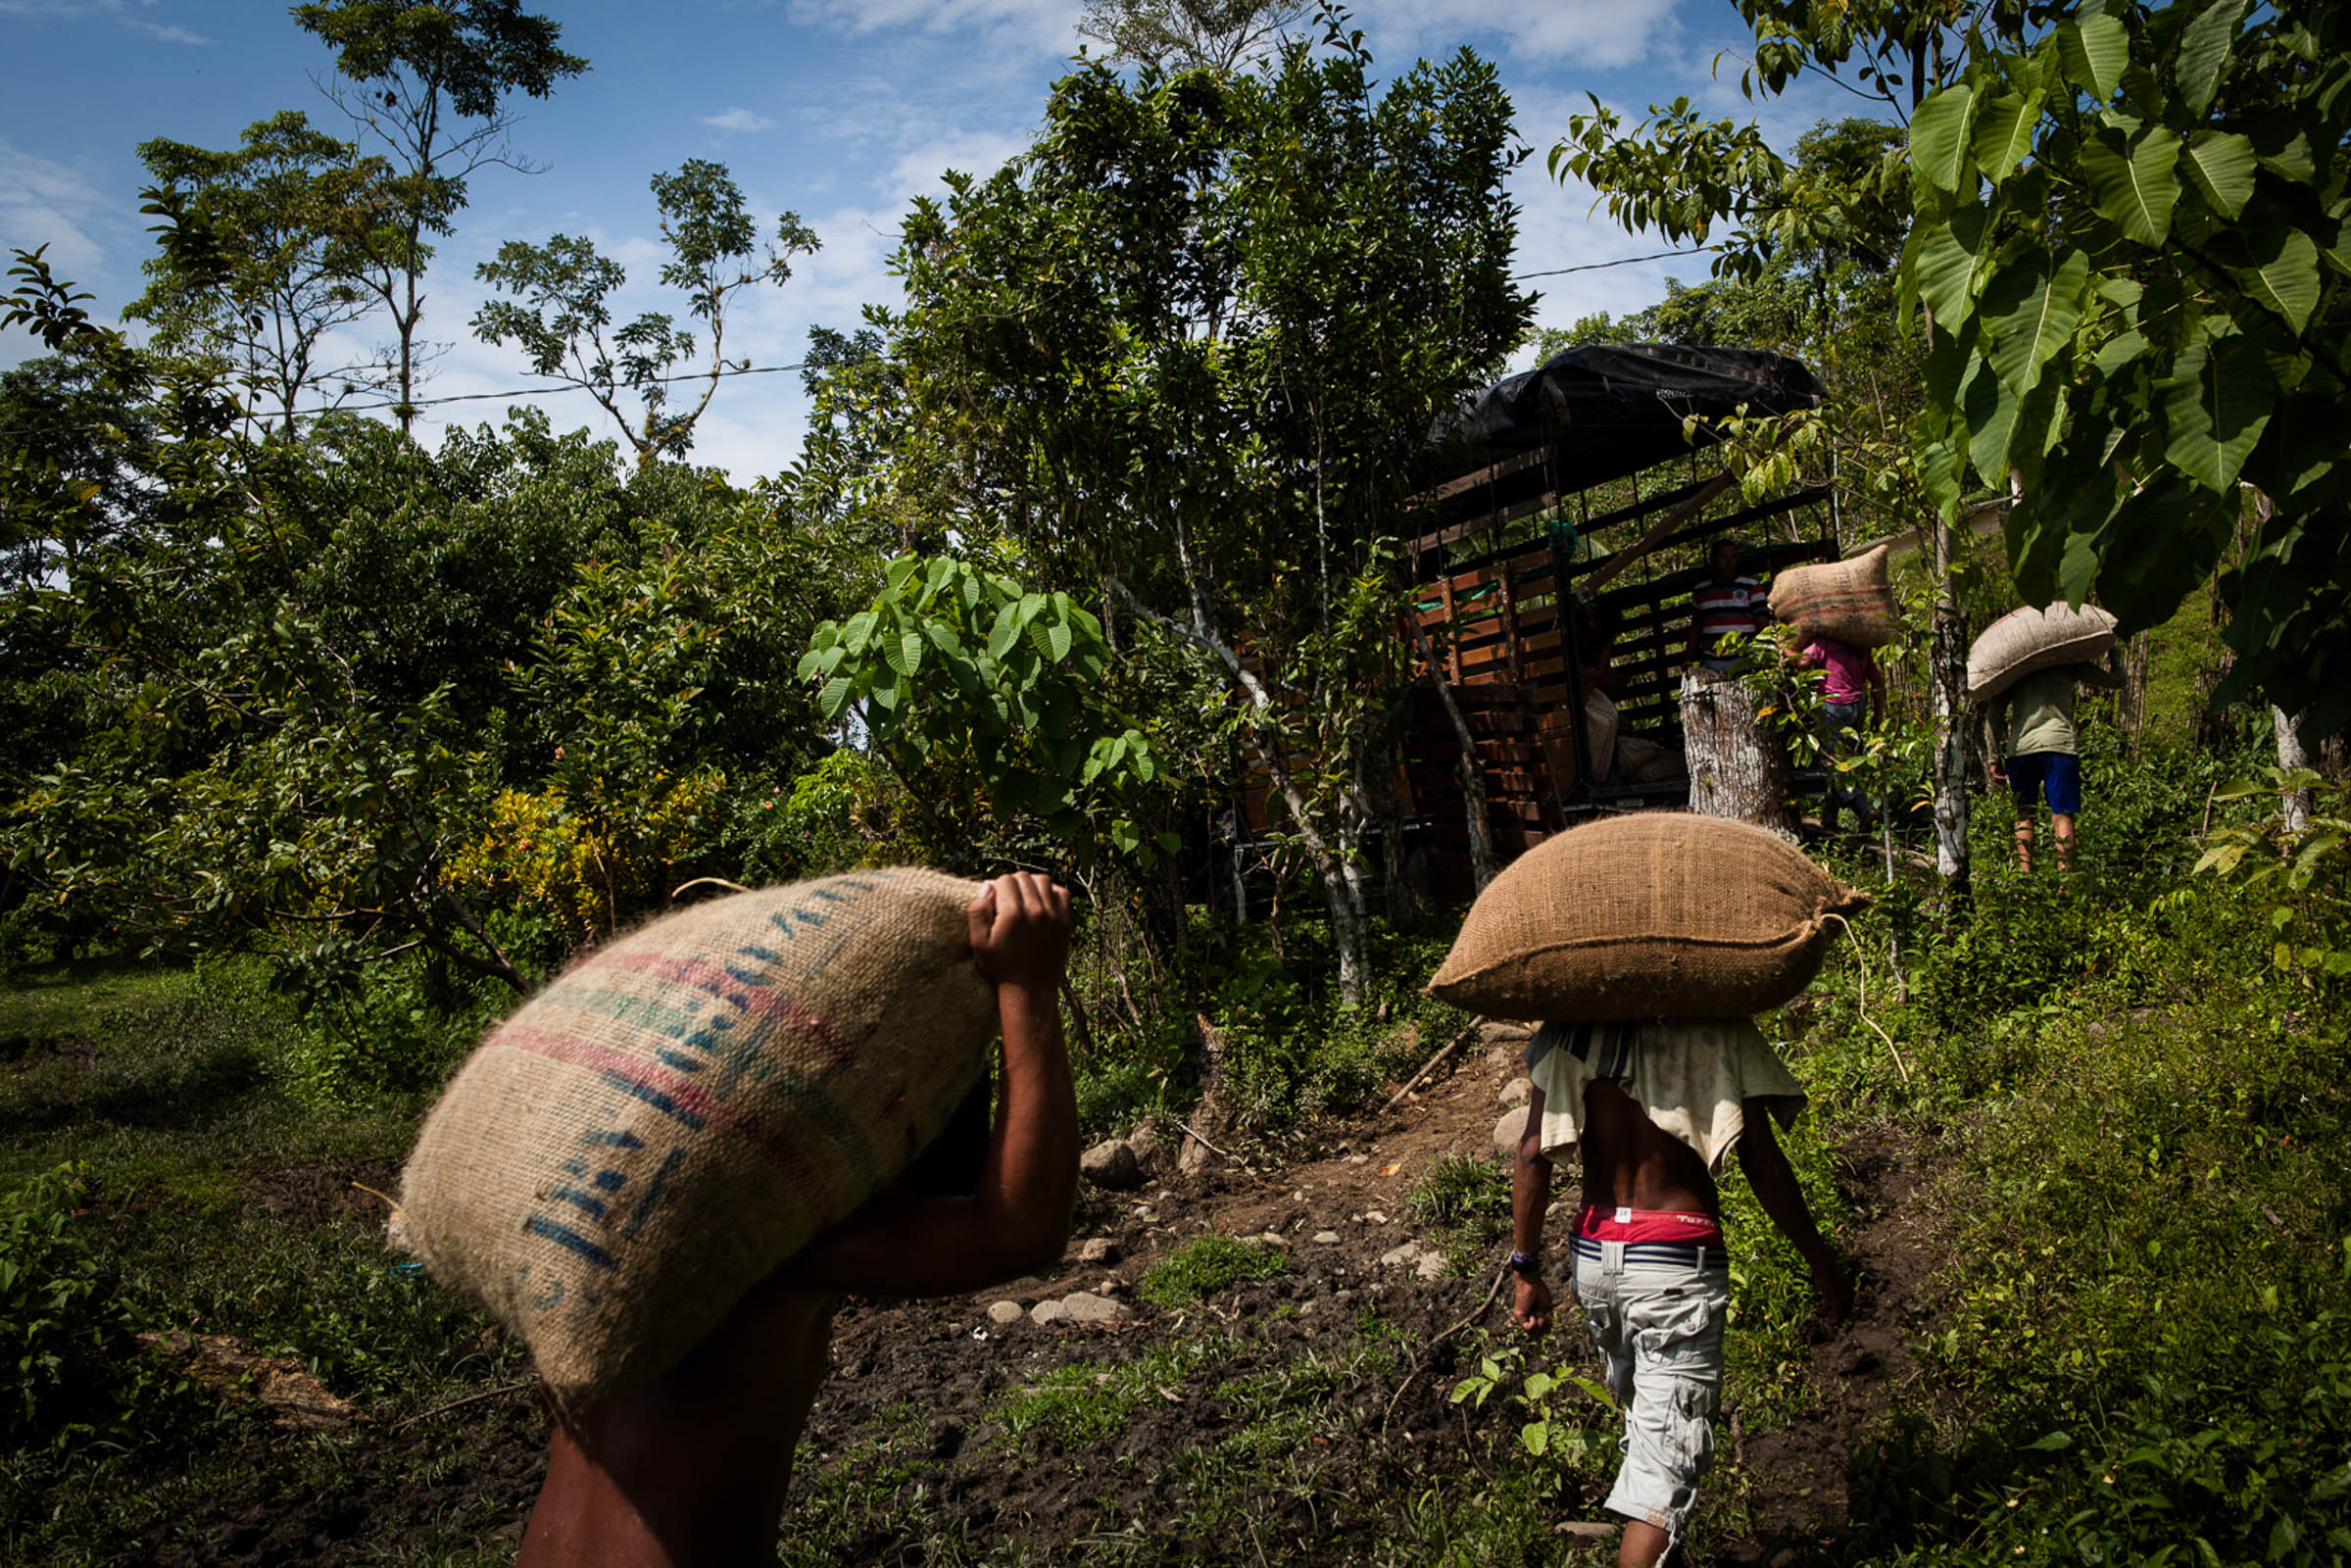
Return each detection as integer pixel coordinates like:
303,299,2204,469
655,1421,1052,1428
1988,663,2117,873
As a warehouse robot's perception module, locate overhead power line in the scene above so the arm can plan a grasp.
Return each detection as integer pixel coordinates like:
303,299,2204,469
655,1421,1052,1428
1511,246,1719,281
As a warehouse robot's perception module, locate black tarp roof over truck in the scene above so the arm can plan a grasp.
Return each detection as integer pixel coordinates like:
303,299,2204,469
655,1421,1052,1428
1396,344,1837,901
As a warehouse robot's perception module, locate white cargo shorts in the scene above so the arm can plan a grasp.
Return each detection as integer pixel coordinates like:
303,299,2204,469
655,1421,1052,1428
1569,1235,1732,1541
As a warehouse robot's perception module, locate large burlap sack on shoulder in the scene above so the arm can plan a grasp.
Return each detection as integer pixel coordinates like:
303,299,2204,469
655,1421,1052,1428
398,868,995,1405
1427,814,1868,1020
1768,545,1897,648
1967,602,2118,702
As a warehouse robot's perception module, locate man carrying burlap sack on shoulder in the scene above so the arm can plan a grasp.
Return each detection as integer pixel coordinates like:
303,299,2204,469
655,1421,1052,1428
1508,1020,1850,1566
517,872,1078,1568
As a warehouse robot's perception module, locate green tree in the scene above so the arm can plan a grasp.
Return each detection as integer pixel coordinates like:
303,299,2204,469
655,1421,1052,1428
1549,5,1995,896
1077,0,1306,73
294,0,589,432
472,160,818,466
801,556,1171,869
1895,0,2351,741
128,111,400,434
883,29,1528,1000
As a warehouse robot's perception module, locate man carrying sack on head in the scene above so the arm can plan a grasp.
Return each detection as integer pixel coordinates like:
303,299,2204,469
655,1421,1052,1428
1509,1020,1851,1566
517,872,1077,1568
1987,664,2118,874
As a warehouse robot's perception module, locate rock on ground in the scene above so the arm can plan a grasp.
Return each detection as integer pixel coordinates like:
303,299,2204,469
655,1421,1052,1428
1080,1138,1143,1190
986,1300,1024,1325
1077,1236,1120,1265
1497,1076,1532,1105
1493,1107,1527,1155
1056,1291,1124,1324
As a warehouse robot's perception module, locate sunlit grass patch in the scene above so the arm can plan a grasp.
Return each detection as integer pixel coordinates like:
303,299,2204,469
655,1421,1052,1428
1136,1233,1287,1307
992,1331,1236,1452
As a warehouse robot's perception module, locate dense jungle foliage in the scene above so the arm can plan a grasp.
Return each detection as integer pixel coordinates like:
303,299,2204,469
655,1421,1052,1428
3,0,2348,1563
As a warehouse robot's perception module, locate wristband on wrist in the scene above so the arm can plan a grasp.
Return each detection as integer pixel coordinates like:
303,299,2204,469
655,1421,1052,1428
1508,1249,1541,1279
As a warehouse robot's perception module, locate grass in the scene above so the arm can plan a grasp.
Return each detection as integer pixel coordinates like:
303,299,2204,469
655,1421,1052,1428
5,722,2344,1566
993,1330,1240,1450
1136,1232,1290,1307
0,954,533,1567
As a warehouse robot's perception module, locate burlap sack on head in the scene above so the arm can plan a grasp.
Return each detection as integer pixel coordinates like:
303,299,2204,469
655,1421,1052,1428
398,868,996,1406
1427,814,1869,1020
1967,602,2119,702
1768,545,1897,649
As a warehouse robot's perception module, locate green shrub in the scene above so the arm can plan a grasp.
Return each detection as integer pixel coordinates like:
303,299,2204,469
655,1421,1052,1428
1138,1234,1288,1307
0,1165,194,1449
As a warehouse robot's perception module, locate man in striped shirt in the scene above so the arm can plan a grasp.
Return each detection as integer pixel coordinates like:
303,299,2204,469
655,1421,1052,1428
1688,539,1767,674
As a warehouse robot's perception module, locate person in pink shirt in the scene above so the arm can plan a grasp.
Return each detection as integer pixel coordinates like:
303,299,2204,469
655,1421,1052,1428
1793,635,1885,834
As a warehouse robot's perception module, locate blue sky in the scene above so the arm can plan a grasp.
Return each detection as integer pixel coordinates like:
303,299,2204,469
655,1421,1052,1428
1,0,1857,481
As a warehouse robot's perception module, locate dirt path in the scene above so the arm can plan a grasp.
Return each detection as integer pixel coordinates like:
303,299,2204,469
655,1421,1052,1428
797,1023,1949,1563
138,1026,1944,1565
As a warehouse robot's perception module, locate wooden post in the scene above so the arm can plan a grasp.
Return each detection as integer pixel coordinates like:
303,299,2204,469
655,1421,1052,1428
1679,669,1799,839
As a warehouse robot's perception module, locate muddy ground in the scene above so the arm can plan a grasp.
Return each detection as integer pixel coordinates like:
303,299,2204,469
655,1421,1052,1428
137,1028,1944,1567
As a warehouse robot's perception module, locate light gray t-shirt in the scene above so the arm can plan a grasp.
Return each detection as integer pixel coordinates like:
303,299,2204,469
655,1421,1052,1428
2003,666,2080,757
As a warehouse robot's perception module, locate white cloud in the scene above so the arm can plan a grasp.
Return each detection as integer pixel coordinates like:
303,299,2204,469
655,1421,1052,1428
0,139,115,278
883,127,1027,201
124,18,211,44
0,0,212,43
703,107,777,132
1370,0,1684,71
787,0,1084,54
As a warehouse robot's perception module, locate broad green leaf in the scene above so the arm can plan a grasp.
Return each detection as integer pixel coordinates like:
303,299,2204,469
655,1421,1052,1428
883,629,922,677
2319,209,2351,279
1971,90,2043,184
986,602,1020,661
2251,123,2314,182
1910,201,1992,328
842,610,878,653
1965,355,2022,483
816,675,852,719
794,648,823,680
1984,245,2090,396
2179,130,2256,220
1046,616,1073,663
2081,124,2182,245
1910,83,1978,193
1919,437,1964,519
884,556,919,596
2228,228,2321,335
2091,327,2150,381
2176,0,2247,118
2162,332,2276,490
2057,15,2130,102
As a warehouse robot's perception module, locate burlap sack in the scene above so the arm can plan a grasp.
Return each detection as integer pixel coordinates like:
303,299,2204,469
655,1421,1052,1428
398,868,996,1405
1769,545,1897,649
1967,602,2118,702
1426,814,1868,1020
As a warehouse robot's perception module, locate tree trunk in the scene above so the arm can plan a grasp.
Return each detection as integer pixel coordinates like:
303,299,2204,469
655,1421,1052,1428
1408,614,1499,891
1930,532,1971,901
1679,670,1798,839
2275,706,2314,833
1178,1011,1232,1175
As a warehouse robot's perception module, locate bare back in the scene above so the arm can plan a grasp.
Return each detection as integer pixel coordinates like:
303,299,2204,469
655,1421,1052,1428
1578,1078,1720,1216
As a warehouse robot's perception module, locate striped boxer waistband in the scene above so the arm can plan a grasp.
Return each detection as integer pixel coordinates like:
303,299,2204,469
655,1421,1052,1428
1571,1235,1731,1271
